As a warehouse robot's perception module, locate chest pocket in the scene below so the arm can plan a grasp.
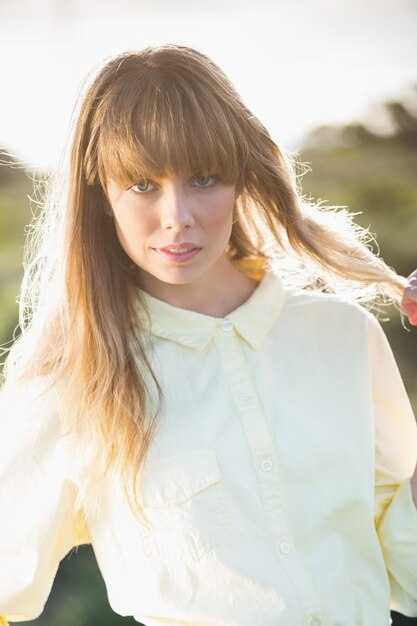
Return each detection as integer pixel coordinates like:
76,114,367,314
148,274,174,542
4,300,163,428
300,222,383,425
138,449,231,563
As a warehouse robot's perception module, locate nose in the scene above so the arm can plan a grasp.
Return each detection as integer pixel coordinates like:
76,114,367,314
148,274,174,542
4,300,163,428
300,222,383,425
159,180,195,231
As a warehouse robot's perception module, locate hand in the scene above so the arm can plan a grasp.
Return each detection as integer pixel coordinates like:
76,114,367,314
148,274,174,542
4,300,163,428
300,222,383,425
401,269,417,325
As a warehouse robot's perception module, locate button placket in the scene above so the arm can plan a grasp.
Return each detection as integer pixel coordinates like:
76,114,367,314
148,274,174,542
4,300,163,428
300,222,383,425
260,458,273,472
237,389,251,402
213,327,286,536
213,322,323,620
279,541,292,555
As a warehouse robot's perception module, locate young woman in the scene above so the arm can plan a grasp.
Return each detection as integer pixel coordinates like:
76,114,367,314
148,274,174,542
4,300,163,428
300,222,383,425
1,44,416,626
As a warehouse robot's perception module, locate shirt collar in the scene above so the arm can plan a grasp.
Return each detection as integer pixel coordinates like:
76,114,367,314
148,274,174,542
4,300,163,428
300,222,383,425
138,262,285,351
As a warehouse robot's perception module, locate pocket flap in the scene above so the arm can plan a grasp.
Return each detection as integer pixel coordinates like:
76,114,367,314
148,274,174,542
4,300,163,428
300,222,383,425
140,450,221,508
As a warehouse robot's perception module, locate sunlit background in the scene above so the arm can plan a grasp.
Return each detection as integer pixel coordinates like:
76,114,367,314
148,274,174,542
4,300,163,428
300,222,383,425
1,0,417,169
1,1,417,625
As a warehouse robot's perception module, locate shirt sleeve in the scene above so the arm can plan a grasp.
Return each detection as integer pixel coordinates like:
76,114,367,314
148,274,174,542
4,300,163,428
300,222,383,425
0,377,89,622
369,315,417,616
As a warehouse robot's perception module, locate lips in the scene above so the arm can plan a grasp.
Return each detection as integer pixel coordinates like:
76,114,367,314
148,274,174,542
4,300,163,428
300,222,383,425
155,244,201,263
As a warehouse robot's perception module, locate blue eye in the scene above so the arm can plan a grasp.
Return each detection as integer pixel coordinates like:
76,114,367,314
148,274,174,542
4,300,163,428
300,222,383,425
193,175,215,187
131,179,155,193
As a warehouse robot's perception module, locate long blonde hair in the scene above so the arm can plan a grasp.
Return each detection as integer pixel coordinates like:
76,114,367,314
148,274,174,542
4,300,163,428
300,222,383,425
3,44,406,520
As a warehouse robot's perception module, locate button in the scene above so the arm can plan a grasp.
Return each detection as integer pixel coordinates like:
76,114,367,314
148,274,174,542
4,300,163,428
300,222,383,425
164,485,177,499
238,389,251,401
221,320,233,332
310,619,321,626
260,458,273,472
279,541,292,554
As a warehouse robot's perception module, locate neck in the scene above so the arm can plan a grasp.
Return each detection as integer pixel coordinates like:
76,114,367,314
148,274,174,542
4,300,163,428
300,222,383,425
139,257,259,317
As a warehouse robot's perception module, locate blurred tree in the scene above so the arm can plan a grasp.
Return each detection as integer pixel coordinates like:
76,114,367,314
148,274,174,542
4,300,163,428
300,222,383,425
386,99,417,144
300,93,417,418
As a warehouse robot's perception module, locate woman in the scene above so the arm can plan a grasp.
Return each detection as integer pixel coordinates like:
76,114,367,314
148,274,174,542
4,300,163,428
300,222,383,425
0,44,416,625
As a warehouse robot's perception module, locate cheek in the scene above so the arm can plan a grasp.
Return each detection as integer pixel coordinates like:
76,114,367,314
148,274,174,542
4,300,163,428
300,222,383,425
205,192,235,232
113,221,135,263
113,212,150,261
114,220,128,248
114,209,152,243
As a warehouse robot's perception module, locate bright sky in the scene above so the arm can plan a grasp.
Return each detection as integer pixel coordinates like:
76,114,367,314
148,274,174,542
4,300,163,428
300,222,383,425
0,0,416,170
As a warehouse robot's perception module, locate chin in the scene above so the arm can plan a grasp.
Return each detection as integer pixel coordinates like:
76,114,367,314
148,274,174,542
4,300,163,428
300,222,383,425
148,267,195,284
161,274,197,286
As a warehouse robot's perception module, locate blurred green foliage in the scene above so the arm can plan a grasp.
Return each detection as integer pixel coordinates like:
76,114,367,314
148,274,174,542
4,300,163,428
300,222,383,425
299,108,417,412
1,93,417,625
0,167,32,353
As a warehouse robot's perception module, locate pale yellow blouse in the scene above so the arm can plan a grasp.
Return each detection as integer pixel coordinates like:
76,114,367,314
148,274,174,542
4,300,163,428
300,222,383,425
1,268,417,625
